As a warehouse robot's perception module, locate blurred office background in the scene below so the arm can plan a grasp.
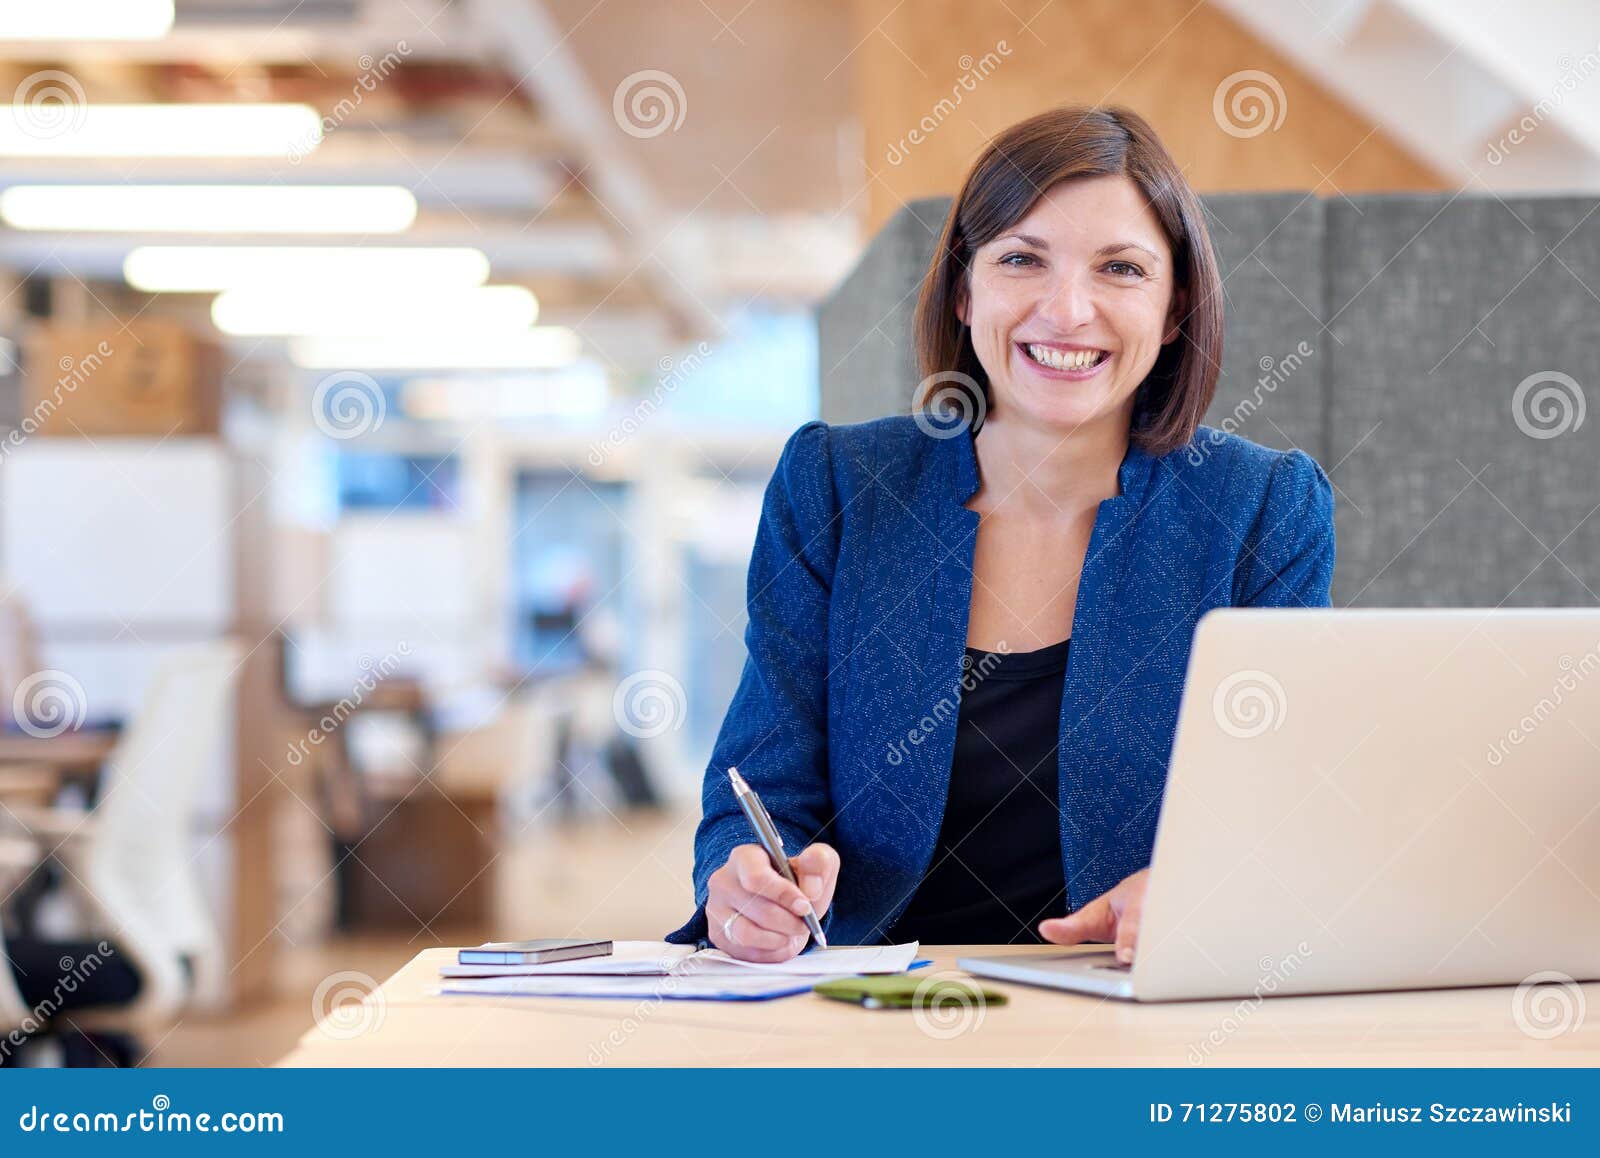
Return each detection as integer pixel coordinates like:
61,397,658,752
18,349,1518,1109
0,0,1595,1065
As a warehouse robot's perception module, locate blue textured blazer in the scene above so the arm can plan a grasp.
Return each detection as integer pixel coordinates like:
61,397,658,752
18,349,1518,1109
667,414,1335,946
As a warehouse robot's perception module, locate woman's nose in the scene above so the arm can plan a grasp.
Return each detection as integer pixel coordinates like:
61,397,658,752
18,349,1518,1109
1036,273,1097,332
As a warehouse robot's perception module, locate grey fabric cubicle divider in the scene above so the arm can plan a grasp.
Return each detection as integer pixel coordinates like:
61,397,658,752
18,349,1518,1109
816,191,1600,608
1324,195,1600,608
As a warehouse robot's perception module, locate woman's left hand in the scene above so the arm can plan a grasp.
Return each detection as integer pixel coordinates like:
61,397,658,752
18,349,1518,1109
1037,868,1149,963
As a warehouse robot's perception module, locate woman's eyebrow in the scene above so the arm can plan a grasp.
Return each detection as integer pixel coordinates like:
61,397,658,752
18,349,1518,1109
1096,240,1162,263
993,233,1162,264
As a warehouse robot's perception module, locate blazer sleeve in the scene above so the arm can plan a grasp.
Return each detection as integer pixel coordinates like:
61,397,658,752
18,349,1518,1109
665,421,841,944
1235,448,1336,608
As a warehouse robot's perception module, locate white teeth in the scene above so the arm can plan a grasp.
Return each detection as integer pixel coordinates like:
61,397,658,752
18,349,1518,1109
1027,344,1104,370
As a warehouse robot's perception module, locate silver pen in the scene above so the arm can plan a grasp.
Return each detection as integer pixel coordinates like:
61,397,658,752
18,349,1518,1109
726,766,828,949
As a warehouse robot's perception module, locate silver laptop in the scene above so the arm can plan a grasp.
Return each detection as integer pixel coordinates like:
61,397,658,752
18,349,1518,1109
960,608,1600,1001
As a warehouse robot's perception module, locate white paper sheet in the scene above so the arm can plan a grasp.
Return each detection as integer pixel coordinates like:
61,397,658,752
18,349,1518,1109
689,942,921,976
435,973,815,1001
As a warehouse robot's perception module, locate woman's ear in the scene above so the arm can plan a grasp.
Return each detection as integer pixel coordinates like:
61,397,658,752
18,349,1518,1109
1162,285,1188,346
955,278,970,327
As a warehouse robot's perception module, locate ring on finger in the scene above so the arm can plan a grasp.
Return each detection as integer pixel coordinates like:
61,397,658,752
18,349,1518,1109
721,911,742,941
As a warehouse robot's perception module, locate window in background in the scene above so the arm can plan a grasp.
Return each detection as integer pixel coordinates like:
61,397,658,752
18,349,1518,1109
652,307,818,428
509,470,627,673
336,451,460,512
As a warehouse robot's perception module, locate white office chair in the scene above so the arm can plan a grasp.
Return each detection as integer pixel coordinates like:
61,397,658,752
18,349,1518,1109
14,641,243,1034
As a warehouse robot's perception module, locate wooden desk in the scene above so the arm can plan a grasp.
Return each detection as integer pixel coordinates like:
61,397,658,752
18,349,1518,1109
0,729,117,772
278,945,1600,1067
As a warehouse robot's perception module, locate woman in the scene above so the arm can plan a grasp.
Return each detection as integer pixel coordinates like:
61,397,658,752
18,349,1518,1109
667,104,1334,963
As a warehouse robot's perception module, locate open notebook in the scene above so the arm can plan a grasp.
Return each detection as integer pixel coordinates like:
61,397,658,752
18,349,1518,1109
439,940,920,979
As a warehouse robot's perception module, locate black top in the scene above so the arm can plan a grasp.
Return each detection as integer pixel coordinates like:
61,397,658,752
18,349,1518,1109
886,637,1070,945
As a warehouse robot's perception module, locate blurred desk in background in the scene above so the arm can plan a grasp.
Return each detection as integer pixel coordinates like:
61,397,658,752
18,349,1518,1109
0,728,118,773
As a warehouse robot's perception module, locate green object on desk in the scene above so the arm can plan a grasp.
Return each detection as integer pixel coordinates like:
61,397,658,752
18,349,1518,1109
812,974,1007,1010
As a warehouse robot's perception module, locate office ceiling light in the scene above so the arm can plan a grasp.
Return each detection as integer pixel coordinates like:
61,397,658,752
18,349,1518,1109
0,104,323,158
125,246,490,293
213,285,539,337
0,186,417,234
0,0,173,39
289,328,583,370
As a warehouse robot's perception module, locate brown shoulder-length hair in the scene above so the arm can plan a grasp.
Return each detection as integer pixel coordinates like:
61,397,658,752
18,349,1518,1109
912,104,1222,457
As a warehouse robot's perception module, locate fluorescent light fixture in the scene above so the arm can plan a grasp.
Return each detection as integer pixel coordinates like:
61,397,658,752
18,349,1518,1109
0,0,173,39
0,186,417,234
402,369,610,422
213,285,539,336
125,246,490,293
0,104,323,158
290,328,583,370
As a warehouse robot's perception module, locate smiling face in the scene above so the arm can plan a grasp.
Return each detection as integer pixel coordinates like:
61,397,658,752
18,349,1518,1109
958,174,1186,439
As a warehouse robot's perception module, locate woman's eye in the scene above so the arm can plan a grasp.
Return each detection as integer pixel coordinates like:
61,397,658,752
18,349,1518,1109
998,252,1038,268
1105,260,1145,278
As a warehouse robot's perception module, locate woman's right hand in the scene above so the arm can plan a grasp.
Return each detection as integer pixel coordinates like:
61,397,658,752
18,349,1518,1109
705,842,839,962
